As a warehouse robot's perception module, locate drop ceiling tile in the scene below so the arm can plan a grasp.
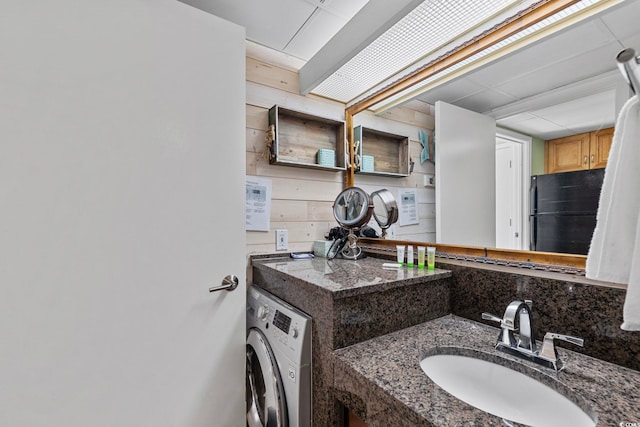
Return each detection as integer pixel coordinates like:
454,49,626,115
182,0,316,50
532,91,616,129
285,9,347,61
497,112,537,126
620,33,640,53
454,89,518,113
494,43,621,99
415,78,485,105
308,0,369,20
600,0,640,40
497,115,568,139
467,20,614,89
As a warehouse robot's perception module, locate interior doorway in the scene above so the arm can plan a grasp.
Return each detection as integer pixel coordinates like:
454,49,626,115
495,129,532,250
496,139,522,249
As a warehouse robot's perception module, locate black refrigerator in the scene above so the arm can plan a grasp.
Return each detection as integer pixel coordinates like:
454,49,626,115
529,169,604,255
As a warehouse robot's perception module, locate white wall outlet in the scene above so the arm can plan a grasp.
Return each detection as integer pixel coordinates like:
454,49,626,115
424,174,435,187
276,229,288,250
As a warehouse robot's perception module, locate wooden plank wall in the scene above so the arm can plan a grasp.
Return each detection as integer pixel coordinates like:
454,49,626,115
353,102,436,242
245,51,436,255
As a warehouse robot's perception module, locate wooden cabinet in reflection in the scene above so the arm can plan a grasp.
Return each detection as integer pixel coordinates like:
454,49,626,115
544,127,613,173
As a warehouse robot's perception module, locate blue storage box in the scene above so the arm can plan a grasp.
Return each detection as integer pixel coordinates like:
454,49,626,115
317,149,335,167
361,155,374,172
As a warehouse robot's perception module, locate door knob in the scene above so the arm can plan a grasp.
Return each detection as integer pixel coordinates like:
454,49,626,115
209,275,239,293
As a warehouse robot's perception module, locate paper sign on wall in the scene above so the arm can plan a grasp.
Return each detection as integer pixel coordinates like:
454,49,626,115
398,188,419,226
245,176,272,231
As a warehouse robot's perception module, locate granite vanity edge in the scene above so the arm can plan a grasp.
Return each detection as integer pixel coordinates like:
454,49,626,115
251,256,452,300
328,269,452,299
332,315,640,427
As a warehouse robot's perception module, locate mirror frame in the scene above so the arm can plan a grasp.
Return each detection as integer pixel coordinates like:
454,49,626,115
343,0,590,269
332,186,373,228
371,189,398,233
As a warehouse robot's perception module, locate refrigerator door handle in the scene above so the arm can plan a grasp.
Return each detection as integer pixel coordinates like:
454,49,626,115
530,216,537,251
530,176,538,214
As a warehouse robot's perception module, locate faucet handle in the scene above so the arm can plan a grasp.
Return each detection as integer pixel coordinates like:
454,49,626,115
539,332,584,364
482,312,517,348
546,333,584,347
481,312,502,324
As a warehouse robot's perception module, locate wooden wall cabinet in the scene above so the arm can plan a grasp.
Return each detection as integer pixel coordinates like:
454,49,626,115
267,105,346,171
590,127,614,169
354,125,409,177
545,127,613,174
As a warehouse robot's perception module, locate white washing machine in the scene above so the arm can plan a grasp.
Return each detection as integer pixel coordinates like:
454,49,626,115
246,285,312,427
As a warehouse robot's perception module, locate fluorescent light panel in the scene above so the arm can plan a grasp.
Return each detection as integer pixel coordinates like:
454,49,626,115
367,0,606,112
310,0,520,102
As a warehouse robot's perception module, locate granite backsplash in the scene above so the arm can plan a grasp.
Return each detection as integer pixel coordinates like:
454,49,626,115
441,259,640,371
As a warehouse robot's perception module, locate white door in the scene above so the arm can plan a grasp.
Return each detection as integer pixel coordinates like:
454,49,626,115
435,101,497,247
0,1,246,426
496,139,523,249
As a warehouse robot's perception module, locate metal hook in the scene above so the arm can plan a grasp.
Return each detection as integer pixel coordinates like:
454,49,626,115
617,48,640,95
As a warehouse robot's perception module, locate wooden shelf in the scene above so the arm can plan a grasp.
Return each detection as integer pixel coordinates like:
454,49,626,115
267,105,346,171
354,125,409,177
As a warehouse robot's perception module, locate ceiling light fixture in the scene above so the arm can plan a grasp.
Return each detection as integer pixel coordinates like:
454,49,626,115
310,0,524,103
366,0,620,113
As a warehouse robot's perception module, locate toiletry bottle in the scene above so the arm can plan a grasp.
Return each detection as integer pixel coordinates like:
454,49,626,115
427,247,436,270
407,245,414,267
417,246,426,268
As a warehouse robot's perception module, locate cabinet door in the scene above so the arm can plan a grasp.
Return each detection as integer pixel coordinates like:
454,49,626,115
590,127,614,169
545,132,590,173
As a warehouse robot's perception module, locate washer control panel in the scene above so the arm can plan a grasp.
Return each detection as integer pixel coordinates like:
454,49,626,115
273,310,291,334
248,286,311,365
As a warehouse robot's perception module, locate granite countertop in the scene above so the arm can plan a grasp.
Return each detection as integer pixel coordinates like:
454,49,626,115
333,315,640,426
252,255,451,299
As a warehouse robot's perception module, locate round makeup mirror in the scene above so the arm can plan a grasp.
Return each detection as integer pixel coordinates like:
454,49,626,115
329,187,372,260
371,189,398,238
333,187,373,228
329,187,399,260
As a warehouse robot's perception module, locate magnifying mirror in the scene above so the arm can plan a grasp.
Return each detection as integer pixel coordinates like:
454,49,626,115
371,189,398,238
329,187,398,260
329,187,372,260
333,187,373,228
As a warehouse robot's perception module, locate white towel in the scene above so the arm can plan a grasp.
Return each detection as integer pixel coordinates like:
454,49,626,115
586,95,640,331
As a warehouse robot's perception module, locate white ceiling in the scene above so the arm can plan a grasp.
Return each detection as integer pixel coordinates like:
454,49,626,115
179,0,369,61
410,0,640,139
180,0,640,140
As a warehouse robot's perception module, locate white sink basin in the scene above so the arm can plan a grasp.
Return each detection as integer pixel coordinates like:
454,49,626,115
420,352,595,427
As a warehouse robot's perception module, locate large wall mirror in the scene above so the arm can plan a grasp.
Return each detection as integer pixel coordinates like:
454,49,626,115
349,0,639,263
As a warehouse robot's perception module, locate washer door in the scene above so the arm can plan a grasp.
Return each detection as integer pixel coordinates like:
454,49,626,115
246,328,288,427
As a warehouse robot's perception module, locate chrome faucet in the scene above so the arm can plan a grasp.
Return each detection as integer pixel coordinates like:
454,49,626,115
503,300,536,353
482,300,584,371
482,300,535,353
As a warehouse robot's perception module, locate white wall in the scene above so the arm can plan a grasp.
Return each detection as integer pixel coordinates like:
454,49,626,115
435,101,496,247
